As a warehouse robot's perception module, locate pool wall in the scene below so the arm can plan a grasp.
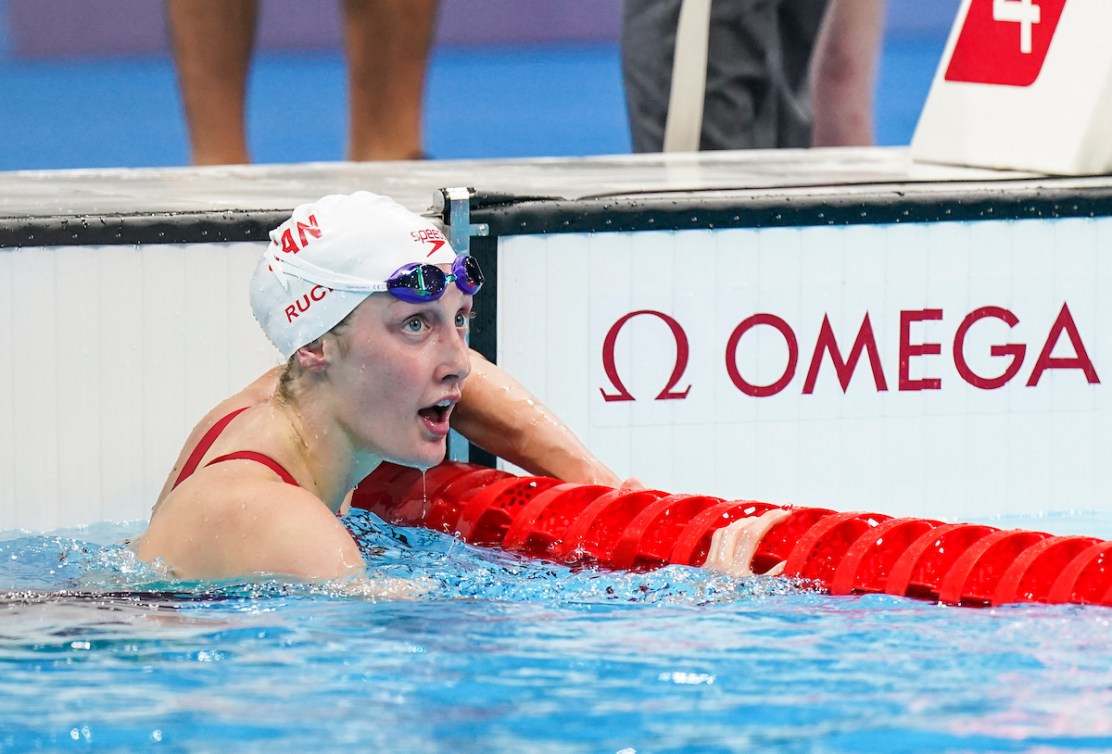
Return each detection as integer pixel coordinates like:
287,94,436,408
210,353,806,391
1,149,1110,531
493,217,1112,519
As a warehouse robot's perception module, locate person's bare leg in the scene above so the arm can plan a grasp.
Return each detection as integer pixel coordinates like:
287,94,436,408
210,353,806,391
342,0,438,161
809,0,885,147
166,0,258,164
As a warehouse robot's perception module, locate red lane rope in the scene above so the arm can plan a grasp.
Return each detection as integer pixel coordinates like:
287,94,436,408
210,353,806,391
352,461,1110,608
991,535,1101,606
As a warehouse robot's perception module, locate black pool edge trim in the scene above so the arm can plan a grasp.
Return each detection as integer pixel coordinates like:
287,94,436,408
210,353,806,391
470,185,1112,236
0,210,287,249
465,235,499,470
4,185,1112,248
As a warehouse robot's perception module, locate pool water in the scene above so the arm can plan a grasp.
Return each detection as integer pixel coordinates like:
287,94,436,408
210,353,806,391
3,509,1112,753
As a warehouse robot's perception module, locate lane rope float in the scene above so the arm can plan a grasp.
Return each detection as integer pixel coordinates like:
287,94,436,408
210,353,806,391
350,462,1112,607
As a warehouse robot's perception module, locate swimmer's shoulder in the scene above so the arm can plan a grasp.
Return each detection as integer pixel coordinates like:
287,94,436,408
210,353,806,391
144,472,362,580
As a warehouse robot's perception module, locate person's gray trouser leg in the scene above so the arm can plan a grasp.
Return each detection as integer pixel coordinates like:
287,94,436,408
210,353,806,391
621,0,828,152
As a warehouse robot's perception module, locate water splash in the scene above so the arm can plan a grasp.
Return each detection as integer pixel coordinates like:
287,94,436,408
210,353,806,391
343,508,817,607
1,511,816,610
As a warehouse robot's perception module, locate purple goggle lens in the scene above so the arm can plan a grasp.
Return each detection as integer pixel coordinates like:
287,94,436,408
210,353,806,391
385,254,484,303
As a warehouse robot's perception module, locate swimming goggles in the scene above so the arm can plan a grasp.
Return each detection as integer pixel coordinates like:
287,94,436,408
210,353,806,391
267,251,483,302
384,254,484,303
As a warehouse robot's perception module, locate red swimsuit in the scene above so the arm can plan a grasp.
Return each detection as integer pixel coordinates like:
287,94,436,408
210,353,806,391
171,406,298,489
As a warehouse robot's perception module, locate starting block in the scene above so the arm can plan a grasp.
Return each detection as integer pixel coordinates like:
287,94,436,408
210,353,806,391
911,0,1112,175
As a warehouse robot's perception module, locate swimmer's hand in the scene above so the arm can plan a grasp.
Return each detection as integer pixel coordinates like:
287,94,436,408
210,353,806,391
619,477,648,490
702,508,792,577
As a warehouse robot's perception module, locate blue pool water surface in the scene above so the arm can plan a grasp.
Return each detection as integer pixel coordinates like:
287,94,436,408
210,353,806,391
4,509,1112,753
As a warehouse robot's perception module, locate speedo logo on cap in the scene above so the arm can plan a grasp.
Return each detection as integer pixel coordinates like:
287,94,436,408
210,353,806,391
411,227,447,257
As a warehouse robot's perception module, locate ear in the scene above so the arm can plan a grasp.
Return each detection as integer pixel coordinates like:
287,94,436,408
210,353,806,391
294,338,330,373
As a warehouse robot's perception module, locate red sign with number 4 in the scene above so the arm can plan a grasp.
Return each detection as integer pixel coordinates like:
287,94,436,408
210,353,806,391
945,0,1067,87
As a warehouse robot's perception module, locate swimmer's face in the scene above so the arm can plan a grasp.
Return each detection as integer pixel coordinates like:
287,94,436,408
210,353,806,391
329,268,473,468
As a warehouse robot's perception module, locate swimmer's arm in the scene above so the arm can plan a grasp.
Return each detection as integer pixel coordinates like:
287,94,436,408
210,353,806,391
211,487,429,596
237,486,368,580
452,350,623,486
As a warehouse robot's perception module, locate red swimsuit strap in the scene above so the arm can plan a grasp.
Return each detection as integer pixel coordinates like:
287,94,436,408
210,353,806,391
172,406,251,490
171,405,300,489
205,451,299,487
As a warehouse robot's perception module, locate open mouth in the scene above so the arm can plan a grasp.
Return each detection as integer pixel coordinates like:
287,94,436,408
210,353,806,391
418,399,454,430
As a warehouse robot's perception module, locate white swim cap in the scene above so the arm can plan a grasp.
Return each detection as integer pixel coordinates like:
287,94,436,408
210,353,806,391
250,191,456,359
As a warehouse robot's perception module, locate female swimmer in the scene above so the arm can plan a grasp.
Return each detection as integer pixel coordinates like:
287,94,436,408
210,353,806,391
137,191,622,581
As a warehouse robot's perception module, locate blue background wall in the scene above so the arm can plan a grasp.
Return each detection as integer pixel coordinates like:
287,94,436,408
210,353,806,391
0,0,960,170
